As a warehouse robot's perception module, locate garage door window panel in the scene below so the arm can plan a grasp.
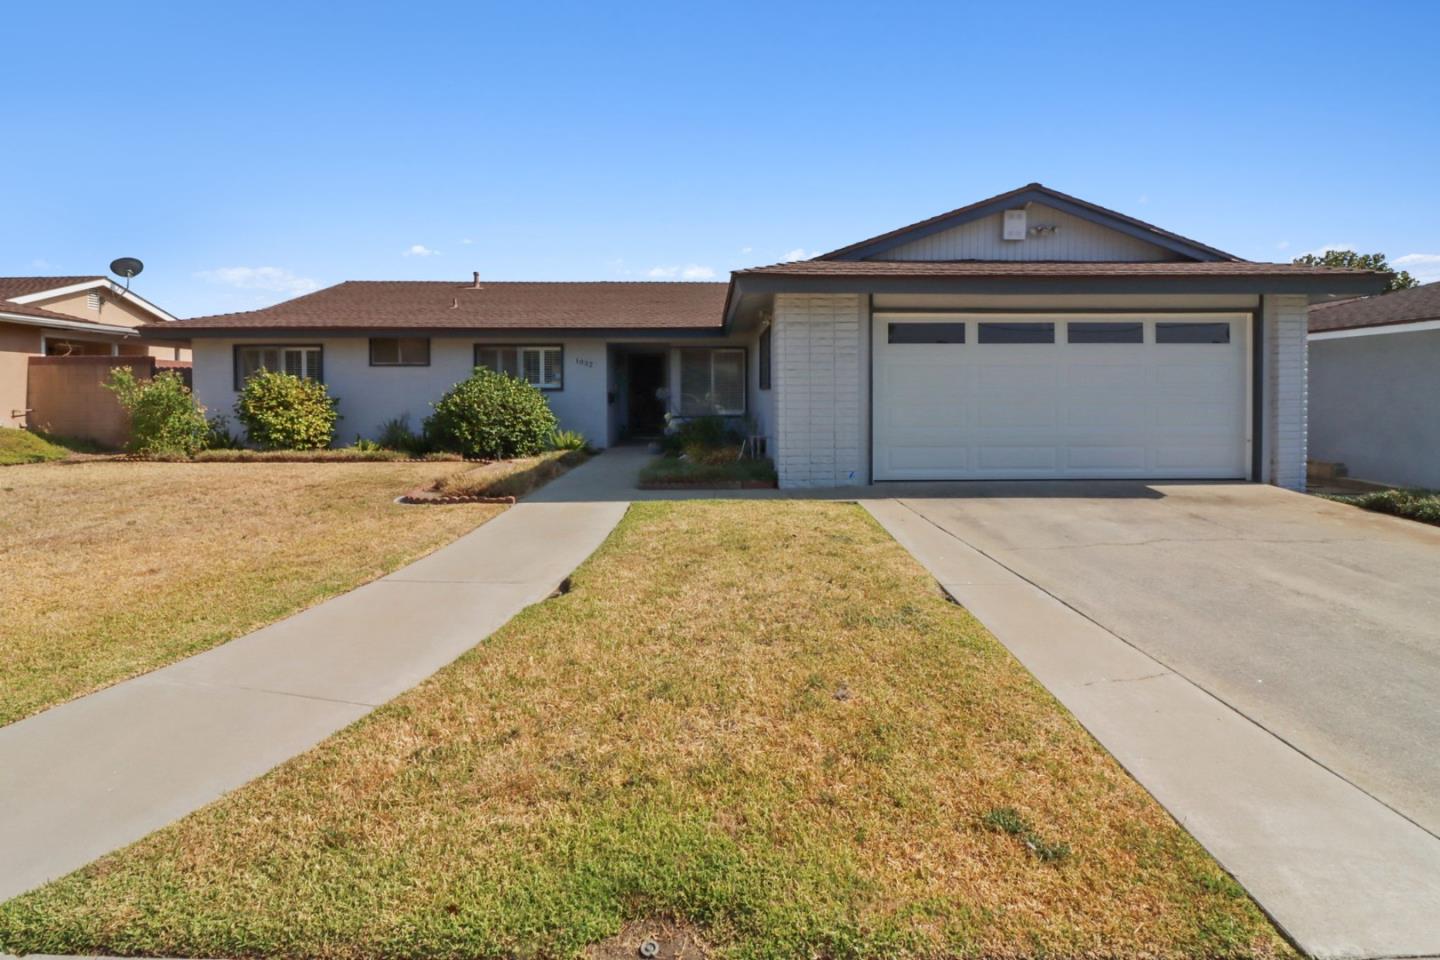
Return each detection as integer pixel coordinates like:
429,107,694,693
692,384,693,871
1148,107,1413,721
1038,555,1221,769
888,322,967,344
1157,322,1231,344
979,322,1055,344
1068,322,1143,344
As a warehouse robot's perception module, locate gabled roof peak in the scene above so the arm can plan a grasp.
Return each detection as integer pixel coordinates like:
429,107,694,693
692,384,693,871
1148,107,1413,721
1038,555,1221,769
817,183,1240,263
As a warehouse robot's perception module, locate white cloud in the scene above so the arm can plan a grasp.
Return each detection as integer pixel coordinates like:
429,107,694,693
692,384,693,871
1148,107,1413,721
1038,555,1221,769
459,238,475,245
1394,253,1440,284
739,245,753,254
195,266,319,296
645,263,716,280
780,247,817,262
403,244,440,257
1276,240,1290,251
29,257,53,270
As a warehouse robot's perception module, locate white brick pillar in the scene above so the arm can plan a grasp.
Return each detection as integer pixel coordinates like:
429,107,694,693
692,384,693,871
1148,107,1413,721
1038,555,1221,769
1264,294,1309,490
773,293,866,488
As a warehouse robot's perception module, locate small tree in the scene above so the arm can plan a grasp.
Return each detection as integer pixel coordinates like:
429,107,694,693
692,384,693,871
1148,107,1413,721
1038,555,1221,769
424,367,558,459
1293,250,1418,292
105,368,211,457
234,369,339,450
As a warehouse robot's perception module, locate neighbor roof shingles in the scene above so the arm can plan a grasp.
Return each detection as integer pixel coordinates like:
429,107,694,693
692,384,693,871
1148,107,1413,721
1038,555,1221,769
160,280,730,332
0,276,114,325
1308,281,1440,333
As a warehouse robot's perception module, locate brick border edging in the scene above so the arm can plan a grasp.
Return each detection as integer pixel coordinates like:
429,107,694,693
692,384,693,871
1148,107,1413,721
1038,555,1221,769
639,479,777,490
396,492,517,505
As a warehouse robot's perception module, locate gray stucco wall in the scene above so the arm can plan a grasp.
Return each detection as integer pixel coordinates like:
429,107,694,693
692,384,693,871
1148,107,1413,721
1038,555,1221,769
1309,328,1440,488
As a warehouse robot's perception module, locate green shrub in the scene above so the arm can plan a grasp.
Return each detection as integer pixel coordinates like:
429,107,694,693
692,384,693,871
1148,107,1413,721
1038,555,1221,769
204,415,243,450
660,414,742,455
548,428,588,452
234,370,338,450
377,414,427,455
105,368,210,457
424,368,558,460
1327,488,1440,526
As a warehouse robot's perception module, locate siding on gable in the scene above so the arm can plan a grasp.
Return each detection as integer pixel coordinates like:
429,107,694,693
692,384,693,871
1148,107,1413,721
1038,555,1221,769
877,204,1182,262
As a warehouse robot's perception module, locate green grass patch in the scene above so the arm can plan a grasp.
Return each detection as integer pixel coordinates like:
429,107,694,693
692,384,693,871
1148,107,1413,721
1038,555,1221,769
639,454,776,487
0,429,77,465
1324,487,1440,526
0,502,1292,959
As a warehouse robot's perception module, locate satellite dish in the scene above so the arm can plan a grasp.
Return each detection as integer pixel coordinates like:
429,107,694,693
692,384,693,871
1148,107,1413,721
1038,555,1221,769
110,257,144,280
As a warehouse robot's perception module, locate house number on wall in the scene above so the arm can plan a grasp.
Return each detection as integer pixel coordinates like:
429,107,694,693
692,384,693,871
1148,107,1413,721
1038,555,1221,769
574,357,595,368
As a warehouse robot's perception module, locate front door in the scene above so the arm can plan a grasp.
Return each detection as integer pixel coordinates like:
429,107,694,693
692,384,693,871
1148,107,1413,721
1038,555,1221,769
626,352,668,437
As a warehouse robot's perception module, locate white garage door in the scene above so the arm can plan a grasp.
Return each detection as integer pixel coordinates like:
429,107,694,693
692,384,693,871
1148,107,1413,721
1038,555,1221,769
872,313,1250,480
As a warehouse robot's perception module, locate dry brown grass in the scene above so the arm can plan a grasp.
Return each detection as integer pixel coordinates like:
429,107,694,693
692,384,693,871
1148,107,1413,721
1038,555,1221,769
0,460,502,725
428,449,587,499
0,501,1291,959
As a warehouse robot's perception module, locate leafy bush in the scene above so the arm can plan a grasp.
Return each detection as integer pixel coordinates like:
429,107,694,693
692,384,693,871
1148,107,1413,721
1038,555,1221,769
423,368,558,460
660,415,742,455
377,414,427,455
205,415,243,450
105,368,210,457
548,428,588,452
234,370,338,450
1327,488,1440,526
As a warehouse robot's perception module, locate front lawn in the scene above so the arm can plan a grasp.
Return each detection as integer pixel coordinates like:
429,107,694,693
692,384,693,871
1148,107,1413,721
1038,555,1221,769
0,501,1291,959
0,461,504,725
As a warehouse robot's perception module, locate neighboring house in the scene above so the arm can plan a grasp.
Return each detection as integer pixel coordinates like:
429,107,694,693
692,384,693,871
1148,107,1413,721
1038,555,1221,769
144,184,1384,489
1,276,189,428
1308,281,1440,488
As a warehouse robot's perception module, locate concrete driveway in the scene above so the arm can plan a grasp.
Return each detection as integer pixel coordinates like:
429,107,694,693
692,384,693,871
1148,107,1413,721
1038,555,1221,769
898,482,1440,834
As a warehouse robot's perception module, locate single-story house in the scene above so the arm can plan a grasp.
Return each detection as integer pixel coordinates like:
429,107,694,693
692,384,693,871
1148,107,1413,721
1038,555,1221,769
1308,281,1440,488
144,184,1386,489
2,276,189,428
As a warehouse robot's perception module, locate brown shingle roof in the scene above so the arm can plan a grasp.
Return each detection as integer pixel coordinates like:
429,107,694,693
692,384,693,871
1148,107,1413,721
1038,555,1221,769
736,260,1386,279
0,276,106,298
160,280,729,332
1309,282,1440,333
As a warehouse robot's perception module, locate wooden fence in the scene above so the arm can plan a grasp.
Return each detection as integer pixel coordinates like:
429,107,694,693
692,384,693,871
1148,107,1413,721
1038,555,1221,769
26,356,193,449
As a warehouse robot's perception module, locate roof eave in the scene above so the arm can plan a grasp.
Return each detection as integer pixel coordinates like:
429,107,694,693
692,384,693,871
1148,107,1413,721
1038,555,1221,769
730,273,1390,299
140,324,729,340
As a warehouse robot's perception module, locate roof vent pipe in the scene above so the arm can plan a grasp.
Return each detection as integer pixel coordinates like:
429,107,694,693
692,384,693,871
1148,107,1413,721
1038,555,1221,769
472,271,482,289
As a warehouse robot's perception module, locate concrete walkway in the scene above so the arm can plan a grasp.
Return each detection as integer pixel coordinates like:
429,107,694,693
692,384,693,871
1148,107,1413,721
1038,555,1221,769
865,496,1440,960
0,493,625,903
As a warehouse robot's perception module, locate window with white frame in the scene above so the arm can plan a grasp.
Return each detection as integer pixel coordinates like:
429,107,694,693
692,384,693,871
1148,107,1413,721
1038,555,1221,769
473,344,564,390
233,344,323,389
679,347,746,416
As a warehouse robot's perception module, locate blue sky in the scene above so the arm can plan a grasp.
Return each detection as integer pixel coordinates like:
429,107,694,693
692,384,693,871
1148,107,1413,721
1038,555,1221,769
3,0,1437,318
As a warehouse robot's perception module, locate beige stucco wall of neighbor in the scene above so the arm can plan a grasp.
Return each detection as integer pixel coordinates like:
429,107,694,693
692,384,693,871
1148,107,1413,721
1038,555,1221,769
1,322,42,427
37,290,190,361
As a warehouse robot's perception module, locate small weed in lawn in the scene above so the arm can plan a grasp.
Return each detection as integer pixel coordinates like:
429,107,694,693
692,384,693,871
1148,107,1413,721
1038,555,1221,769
983,806,1072,864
